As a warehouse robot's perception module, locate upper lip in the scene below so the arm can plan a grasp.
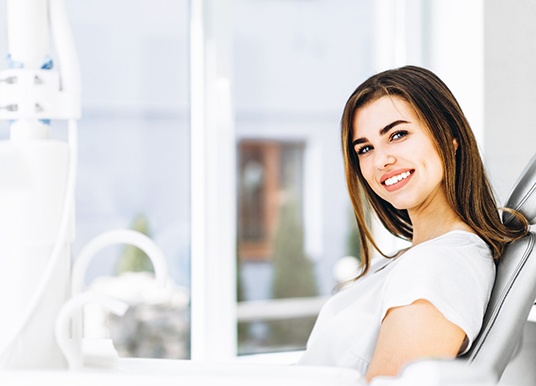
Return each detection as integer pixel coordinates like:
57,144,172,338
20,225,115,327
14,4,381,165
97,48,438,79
380,169,414,184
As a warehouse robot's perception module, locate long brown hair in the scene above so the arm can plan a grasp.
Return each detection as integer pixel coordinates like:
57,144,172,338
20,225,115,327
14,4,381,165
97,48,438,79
342,66,528,278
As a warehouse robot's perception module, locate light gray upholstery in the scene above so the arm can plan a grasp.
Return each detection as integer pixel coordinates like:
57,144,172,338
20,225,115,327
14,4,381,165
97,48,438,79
462,152,536,380
503,152,536,227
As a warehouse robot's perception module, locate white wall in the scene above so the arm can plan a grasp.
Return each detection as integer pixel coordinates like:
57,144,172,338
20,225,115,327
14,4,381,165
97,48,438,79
484,0,536,204
426,0,485,148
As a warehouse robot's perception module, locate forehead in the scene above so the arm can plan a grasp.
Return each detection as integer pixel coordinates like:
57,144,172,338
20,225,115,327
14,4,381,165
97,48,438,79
352,95,418,139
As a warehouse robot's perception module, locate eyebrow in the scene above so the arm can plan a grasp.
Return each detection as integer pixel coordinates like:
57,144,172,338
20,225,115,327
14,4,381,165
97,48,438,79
352,120,410,147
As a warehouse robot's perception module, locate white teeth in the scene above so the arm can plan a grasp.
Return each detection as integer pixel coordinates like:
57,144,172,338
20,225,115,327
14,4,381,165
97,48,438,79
384,171,412,186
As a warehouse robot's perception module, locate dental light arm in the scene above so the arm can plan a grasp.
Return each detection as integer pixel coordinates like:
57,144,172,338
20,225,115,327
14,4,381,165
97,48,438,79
1,0,80,125
0,0,80,369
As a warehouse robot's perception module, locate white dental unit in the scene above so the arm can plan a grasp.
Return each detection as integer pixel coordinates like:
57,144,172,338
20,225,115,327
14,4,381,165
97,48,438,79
0,0,78,369
0,0,509,385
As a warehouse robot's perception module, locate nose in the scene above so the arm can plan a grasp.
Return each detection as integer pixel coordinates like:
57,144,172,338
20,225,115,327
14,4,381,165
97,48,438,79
373,148,396,170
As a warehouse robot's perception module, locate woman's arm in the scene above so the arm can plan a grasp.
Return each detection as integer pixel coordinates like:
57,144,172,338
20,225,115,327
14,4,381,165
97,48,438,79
365,299,466,383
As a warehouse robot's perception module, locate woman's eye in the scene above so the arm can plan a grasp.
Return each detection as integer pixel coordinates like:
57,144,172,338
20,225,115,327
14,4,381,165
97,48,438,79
390,130,409,141
356,145,372,155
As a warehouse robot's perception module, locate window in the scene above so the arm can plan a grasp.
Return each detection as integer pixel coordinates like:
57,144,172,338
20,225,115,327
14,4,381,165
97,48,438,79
70,0,191,359
238,140,304,261
234,0,375,355
237,140,311,354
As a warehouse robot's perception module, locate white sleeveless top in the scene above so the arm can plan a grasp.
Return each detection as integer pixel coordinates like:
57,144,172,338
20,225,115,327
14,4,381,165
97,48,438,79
297,230,495,377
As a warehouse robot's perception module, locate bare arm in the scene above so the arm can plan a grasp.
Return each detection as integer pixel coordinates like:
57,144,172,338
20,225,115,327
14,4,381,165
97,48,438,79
365,299,466,383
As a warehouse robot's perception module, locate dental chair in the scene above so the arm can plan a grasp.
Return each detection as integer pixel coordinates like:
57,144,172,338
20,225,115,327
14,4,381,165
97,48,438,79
461,152,536,382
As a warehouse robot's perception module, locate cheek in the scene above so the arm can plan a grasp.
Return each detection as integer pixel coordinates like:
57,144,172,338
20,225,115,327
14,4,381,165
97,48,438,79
424,151,446,189
359,163,381,194
429,150,445,177
358,161,374,185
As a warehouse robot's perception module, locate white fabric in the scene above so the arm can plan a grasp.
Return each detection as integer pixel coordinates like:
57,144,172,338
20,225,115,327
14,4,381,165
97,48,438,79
297,230,495,377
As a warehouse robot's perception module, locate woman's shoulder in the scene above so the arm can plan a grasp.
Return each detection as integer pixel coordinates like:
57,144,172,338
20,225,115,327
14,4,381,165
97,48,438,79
419,229,488,248
394,230,495,278
409,230,491,259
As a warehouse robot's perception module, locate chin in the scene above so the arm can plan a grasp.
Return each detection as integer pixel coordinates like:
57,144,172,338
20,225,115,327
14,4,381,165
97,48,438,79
386,199,414,211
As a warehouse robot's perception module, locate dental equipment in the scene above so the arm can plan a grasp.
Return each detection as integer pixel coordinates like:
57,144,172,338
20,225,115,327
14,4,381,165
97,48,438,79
72,230,170,297
55,291,129,371
69,229,170,358
0,0,80,369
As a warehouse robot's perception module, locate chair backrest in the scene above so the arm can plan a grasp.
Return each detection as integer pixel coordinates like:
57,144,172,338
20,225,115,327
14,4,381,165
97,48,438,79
462,152,536,380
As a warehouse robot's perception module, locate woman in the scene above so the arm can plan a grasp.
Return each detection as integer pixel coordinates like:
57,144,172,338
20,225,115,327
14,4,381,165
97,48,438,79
297,66,528,382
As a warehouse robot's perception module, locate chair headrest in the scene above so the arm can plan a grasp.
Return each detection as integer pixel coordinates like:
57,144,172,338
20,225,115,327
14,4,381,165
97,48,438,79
503,152,536,226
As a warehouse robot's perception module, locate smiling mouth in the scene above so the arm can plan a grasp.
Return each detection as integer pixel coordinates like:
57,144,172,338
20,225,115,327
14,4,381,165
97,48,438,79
382,170,414,186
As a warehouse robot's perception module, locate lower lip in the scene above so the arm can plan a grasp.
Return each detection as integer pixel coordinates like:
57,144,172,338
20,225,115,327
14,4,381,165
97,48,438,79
382,171,414,192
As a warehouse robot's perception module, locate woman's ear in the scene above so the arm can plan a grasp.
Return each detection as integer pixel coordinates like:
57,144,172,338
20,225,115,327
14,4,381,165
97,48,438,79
453,138,459,152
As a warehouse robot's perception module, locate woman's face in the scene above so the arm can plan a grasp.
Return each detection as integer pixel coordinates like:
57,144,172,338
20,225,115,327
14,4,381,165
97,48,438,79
352,95,448,215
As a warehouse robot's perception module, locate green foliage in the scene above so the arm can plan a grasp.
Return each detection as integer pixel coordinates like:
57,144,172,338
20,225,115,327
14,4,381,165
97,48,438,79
267,198,318,348
236,248,249,347
115,213,155,275
346,210,362,261
271,199,317,299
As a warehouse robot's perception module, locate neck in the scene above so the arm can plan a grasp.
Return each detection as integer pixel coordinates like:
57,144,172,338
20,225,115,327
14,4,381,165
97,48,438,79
408,194,473,246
